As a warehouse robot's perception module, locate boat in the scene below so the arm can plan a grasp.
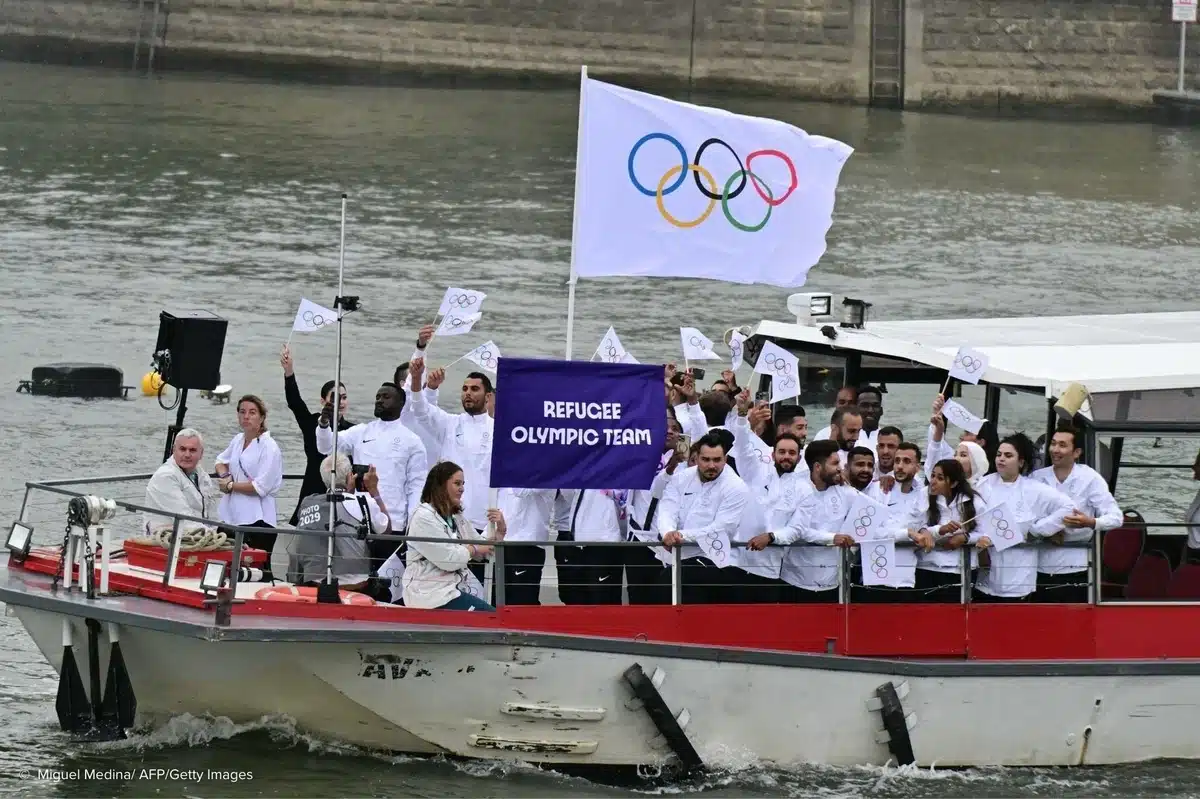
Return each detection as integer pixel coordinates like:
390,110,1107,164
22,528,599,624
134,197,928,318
3,297,1200,774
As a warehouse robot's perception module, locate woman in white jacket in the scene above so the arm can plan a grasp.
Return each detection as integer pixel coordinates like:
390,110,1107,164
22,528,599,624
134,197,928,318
402,461,506,611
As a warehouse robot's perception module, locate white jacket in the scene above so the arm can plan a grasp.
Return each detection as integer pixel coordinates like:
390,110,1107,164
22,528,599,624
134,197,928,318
401,503,487,609
143,459,218,534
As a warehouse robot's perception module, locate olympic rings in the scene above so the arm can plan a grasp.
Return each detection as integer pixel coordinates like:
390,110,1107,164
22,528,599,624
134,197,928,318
446,315,471,328
954,353,982,373
870,543,890,579
449,293,479,309
655,165,718,228
764,353,792,374
628,133,799,232
730,340,743,357
990,509,1016,540
688,335,706,348
853,506,878,538
302,311,328,326
604,343,620,363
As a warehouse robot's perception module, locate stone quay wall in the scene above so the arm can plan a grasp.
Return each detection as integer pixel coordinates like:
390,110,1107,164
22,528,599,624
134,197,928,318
0,0,1196,112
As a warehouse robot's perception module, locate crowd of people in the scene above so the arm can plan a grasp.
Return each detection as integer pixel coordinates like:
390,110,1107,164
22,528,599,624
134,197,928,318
140,327,1200,611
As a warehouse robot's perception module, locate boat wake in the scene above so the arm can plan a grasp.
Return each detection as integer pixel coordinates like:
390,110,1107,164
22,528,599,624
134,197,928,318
76,713,1143,798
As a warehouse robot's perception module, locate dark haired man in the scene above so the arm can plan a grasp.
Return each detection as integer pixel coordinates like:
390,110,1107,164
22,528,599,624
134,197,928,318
1031,424,1122,603
860,441,932,602
777,440,857,602
406,359,495,536
317,381,427,571
280,344,352,525
656,431,749,604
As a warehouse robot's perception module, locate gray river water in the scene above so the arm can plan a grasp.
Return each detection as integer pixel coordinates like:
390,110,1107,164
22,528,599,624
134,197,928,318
0,61,1199,797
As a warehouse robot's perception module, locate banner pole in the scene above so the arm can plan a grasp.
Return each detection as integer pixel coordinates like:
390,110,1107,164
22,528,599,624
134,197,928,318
564,64,588,361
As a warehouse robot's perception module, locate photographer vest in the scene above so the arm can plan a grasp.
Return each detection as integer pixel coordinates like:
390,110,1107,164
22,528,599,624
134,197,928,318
287,493,372,583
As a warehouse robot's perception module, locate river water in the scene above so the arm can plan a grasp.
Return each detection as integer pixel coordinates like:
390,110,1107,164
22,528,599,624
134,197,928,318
0,61,1198,797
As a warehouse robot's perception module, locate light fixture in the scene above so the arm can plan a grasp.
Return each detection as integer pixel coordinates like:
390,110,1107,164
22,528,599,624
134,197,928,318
723,325,752,346
199,560,228,594
1055,382,1093,421
786,292,833,325
840,297,872,329
6,521,33,562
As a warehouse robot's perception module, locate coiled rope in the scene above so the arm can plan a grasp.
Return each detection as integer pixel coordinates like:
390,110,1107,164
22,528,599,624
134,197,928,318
127,527,231,552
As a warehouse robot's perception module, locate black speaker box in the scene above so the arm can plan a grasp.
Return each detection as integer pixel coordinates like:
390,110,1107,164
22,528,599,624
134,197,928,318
154,310,228,390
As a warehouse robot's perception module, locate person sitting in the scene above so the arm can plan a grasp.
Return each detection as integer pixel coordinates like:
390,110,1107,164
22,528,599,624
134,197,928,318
143,429,219,536
400,461,507,611
288,453,390,588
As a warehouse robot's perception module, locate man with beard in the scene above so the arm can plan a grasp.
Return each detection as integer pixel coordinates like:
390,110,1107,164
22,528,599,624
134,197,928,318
873,426,903,479
857,442,933,603
813,386,859,441
853,385,885,449
740,431,814,603
656,431,749,605
406,358,494,535
317,382,427,571
844,446,877,492
830,406,866,467
777,440,857,602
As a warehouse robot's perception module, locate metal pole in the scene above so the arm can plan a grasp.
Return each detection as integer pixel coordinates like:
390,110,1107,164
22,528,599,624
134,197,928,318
1180,22,1188,94
132,0,146,71
493,544,506,608
146,0,162,76
326,194,348,585
670,546,682,605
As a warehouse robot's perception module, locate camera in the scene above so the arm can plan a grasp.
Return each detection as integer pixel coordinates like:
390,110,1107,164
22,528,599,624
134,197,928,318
756,390,770,403
352,464,369,492
690,367,706,381
675,435,692,459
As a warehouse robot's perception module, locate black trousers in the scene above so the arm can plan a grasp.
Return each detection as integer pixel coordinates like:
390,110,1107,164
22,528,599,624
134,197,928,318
778,584,839,603
1035,570,1089,603
625,544,670,605
849,562,913,603
579,545,625,605
734,570,786,604
502,544,547,605
972,588,1030,603
658,557,741,604
915,568,963,603
231,519,276,554
554,530,588,605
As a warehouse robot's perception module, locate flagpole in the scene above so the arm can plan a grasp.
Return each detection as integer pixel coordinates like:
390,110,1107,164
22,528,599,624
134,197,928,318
564,64,588,361
325,193,348,591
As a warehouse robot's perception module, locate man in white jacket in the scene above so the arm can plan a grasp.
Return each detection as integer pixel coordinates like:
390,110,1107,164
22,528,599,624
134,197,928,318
656,431,750,604
1032,424,1122,603
143,429,219,535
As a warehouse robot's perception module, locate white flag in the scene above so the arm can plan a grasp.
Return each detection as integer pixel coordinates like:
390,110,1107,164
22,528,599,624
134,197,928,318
696,527,733,569
620,352,640,364
680,327,720,361
729,330,747,371
595,326,630,364
942,398,984,435
438,287,487,317
752,340,799,404
861,539,901,587
948,346,990,385
463,340,501,373
435,311,481,337
292,298,337,332
572,76,853,287
841,491,892,544
978,501,1027,552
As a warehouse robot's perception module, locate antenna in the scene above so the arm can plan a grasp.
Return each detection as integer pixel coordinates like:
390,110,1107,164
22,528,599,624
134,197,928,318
318,194,358,603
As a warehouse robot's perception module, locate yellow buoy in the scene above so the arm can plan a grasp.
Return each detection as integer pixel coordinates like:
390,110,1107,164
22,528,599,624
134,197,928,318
141,371,164,396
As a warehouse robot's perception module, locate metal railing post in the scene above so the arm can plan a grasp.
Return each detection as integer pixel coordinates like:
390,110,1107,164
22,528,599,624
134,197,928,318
960,547,971,604
838,547,848,604
162,517,182,587
671,546,682,605
493,542,506,608
1092,528,1103,605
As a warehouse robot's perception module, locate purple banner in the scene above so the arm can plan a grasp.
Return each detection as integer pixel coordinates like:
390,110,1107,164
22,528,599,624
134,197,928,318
489,358,667,490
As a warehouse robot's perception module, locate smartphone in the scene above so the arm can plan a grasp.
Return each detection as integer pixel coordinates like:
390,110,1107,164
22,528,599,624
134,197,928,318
352,464,369,492
690,367,706,381
675,435,691,459
756,390,770,403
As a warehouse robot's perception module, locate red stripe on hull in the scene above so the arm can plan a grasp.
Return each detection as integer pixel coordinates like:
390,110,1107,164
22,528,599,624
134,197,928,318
14,552,1200,661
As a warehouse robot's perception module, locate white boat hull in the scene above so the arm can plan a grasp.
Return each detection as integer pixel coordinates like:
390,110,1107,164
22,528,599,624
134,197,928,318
11,601,1200,768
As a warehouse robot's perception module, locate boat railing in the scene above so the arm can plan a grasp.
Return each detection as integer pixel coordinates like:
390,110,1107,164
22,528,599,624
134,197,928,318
10,475,1197,620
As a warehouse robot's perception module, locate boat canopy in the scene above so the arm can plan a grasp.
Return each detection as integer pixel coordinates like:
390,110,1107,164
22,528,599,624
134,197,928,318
748,310,1200,433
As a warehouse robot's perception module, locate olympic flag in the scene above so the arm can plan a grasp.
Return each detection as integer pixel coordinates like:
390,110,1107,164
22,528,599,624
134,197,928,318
752,340,800,405
464,340,501,373
571,76,853,288
292,298,337,333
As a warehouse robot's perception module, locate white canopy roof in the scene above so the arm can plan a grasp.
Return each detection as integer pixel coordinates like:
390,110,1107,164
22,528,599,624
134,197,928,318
752,311,1200,396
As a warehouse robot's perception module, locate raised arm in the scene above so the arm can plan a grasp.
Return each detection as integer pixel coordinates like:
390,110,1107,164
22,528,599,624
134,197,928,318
407,358,455,441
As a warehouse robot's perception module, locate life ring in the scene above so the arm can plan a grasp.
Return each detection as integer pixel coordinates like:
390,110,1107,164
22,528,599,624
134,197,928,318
254,585,376,606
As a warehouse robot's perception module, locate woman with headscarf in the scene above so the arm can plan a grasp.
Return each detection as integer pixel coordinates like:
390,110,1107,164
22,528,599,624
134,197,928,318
955,441,990,487
925,394,998,481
